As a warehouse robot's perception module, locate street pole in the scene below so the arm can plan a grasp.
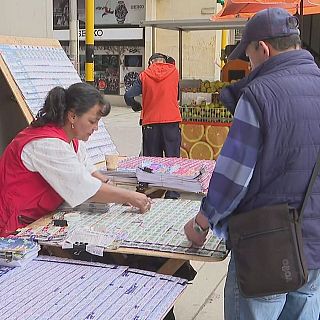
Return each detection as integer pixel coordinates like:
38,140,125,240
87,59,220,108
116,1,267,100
221,30,228,67
85,0,95,85
178,29,183,80
69,0,79,73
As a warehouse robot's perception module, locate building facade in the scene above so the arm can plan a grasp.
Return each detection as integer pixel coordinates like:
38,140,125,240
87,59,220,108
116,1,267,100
53,0,146,96
0,0,224,98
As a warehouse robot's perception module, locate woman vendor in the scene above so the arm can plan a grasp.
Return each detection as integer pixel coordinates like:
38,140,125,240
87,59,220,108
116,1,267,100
0,82,151,236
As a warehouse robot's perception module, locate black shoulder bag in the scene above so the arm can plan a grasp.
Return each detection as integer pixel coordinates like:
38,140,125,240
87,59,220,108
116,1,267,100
228,152,320,298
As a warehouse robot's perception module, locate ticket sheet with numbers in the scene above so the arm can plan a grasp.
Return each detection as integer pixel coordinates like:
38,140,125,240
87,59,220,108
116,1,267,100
16,199,228,260
0,256,187,320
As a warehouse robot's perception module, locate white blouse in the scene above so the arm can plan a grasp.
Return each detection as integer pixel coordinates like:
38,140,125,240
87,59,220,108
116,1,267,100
21,138,102,207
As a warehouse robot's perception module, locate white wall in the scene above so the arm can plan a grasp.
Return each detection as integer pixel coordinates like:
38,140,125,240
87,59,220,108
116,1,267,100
0,0,53,38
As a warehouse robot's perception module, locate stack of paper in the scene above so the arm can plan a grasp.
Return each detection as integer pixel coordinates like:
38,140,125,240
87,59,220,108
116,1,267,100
103,168,138,185
104,156,215,193
0,237,40,267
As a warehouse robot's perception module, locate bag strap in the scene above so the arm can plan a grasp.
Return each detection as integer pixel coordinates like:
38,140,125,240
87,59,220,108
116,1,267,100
299,151,320,222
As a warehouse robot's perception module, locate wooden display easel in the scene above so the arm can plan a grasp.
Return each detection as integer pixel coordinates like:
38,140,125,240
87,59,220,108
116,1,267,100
0,35,117,162
0,35,61,154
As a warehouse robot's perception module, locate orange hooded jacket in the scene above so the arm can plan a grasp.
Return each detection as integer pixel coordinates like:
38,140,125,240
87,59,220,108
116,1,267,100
139,62,181,125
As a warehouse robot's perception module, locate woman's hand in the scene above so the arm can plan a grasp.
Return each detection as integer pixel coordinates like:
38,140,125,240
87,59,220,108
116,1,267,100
90,183,152,213
127,191,152,213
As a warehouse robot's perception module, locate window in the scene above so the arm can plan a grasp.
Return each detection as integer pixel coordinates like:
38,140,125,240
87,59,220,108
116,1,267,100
124,55,143,67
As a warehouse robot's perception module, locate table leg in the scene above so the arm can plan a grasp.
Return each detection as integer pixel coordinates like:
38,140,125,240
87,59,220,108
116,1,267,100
157,259,186,275
42,246,74,259
146,189,166,199
109,253,127,265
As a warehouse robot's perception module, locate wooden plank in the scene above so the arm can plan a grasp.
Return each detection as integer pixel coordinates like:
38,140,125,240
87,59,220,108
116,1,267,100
104,246,225,262
0,35,60,47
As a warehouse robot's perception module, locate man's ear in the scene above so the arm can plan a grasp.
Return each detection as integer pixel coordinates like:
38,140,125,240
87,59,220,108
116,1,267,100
259,41,271,58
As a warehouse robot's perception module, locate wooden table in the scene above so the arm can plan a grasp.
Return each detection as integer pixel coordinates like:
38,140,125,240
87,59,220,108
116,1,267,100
24,213,227,276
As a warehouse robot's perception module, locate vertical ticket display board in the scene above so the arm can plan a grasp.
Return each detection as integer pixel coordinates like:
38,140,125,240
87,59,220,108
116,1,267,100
0,35,117,163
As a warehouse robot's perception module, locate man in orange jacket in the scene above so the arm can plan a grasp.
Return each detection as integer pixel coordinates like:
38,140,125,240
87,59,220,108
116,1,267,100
124,53,182,199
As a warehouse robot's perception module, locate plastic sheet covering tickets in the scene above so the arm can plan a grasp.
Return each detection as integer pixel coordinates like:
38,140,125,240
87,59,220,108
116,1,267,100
0,256,187,320
0,44,118,163
16,199,227,259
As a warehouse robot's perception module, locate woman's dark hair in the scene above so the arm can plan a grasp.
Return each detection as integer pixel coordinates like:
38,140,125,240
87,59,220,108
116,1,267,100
31,82,111,127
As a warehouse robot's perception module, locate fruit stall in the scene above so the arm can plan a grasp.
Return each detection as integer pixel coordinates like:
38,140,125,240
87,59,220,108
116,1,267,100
140,19,248,161
179,79,232,161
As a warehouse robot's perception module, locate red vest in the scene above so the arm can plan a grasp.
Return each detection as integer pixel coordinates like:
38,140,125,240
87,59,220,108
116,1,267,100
0,125,79,236
140,63,181,125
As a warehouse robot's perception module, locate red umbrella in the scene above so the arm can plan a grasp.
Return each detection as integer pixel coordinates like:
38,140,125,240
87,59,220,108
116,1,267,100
213,0,320,20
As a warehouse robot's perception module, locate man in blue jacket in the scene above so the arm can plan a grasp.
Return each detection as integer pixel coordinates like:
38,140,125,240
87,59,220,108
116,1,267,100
185,8,320,320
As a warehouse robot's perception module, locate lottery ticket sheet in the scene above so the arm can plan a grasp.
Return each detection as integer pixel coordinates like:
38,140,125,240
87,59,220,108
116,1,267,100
0,43,117,163
16,199,228,260
0,256,187,320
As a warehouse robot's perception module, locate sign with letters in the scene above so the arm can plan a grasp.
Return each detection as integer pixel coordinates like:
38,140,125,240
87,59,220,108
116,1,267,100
92,0,146,25
53,0,146,28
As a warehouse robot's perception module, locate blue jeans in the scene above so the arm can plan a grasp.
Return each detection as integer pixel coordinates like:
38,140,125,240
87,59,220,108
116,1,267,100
225,255,320,320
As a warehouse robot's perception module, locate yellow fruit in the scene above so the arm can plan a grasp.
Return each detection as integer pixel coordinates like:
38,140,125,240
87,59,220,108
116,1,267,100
205,126,229,147
180,147,189,158
189,141,214,160
181,124,205,143
212,145,222,160
181,138,194,152
204,81,210,89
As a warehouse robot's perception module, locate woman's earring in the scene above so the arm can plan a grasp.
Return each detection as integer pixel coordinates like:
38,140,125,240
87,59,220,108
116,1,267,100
71,123,75,129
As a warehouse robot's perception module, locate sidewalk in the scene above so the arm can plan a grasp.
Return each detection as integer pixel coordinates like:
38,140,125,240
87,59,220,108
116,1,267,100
103,106,228,320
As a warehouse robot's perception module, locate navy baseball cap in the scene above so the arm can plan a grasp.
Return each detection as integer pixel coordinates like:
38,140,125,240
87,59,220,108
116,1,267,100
229,8,300,60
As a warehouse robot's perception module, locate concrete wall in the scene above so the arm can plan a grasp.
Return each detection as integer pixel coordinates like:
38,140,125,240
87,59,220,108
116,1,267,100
145,0,223,80
0,0,53,38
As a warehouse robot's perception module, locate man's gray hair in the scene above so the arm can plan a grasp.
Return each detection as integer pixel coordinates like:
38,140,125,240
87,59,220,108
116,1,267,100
252,34,301,52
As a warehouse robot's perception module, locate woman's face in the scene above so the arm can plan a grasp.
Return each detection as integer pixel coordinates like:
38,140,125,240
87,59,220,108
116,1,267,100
71,104,103,141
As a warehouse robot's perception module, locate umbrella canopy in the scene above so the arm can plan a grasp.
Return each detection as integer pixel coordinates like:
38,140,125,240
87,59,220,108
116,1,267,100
213,0,320,20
